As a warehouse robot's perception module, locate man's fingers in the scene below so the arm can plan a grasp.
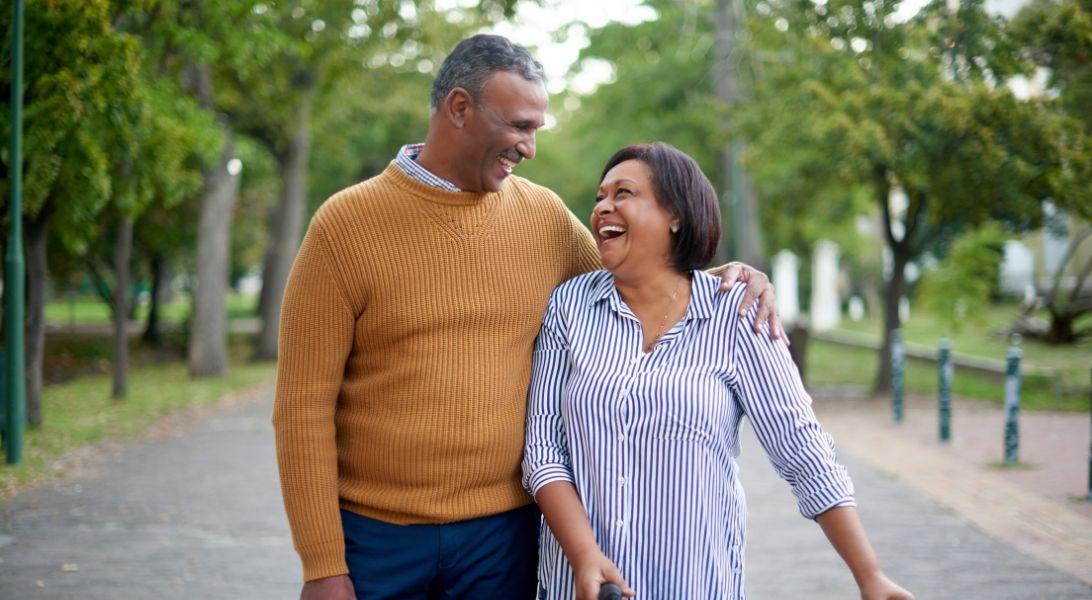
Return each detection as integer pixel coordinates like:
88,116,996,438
736,285,758,317
719,263,743,291
775,316,791,346
753,296,772,334
728,261,751,281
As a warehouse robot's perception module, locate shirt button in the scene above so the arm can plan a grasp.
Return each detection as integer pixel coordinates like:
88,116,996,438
616,433,625,442
618,475,627,485
616,519,625,528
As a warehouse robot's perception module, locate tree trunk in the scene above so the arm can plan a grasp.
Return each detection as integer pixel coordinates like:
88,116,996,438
24,211,50,426
713,0,765,268
1046,311,1074,343
189,135,241,376
255,204,282,323
112,216,133,399
874,248,910,394
142,254,165,345
256,97,313,360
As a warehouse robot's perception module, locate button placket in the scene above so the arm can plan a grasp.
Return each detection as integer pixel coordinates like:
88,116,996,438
613,350,640,555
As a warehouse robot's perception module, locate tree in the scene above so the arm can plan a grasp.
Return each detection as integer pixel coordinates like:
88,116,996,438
522,1,729,224
188,61,239,376
222,0,405,360
0,0,142,418
714,0,765,267
1011,0,1092,342
116,0,265,376
225,1,512,359
737,0,1085,392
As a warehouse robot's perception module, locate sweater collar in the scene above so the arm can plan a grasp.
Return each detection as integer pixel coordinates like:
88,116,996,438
382,162,502,207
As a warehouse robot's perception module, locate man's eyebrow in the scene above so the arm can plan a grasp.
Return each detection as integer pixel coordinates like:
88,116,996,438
511,118,544,128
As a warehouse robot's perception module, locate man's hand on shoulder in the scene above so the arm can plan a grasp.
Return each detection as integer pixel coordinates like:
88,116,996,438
711,261,788,344
301,574,355,600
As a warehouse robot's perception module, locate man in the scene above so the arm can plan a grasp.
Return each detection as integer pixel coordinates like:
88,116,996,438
273,34,783,600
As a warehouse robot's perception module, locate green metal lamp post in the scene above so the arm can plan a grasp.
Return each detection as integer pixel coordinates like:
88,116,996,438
5,0,26,464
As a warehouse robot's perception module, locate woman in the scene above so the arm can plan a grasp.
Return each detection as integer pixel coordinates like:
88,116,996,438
522,143,912,600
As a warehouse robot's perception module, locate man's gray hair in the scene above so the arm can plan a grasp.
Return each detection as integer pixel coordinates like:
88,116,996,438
430,34,546,113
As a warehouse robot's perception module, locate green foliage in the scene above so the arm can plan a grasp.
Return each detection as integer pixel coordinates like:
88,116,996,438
0,0,142,250
1012,0,1092,131
741,0,1072,237
917,225,1008,333
522,1,727,222
1009,0,1092,224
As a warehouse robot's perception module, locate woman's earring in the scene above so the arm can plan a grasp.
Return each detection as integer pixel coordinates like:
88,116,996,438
670,223,679,233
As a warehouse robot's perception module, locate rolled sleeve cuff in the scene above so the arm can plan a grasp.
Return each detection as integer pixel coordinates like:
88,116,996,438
298,539,349,582
525,463,576,497
793,468,856,519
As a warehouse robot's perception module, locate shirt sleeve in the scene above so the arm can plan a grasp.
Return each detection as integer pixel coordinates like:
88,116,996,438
271,217,357,581
727,287,856,519
522,293,577,497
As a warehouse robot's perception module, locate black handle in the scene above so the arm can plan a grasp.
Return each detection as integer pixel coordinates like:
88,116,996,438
599,583,623,600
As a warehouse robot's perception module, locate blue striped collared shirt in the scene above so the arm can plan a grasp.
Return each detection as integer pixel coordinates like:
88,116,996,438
393,143,461,191
523,270,855,599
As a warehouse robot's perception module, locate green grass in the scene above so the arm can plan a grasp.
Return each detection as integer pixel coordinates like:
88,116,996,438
1,337,275,499
44,293,259,327
833,303,1091,392
806,339,1085,411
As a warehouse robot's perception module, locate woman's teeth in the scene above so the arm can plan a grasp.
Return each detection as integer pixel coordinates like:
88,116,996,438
598,225,626,239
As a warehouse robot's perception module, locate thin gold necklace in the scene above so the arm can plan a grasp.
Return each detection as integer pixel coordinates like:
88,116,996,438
644,277,684,352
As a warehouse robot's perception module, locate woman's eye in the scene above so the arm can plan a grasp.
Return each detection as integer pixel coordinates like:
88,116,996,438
594,195,605,203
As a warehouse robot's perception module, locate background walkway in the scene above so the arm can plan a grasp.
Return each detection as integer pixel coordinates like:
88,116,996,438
0,388,1089,599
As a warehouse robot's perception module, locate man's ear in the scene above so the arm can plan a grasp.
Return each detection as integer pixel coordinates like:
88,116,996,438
442,87,473,128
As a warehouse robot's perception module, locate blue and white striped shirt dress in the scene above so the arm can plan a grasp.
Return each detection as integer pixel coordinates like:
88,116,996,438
522,270,855,599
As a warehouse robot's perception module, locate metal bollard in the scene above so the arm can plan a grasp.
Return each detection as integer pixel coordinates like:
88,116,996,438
1003,340,1022,465
892,329,905,423
938,338,952,442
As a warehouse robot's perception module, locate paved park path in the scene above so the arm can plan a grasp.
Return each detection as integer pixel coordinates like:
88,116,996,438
0,386,1089,599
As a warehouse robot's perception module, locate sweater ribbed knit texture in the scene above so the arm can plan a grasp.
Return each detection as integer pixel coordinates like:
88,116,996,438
272,163,601,581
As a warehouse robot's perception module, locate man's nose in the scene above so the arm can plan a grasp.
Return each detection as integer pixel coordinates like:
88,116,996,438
516,134,536,161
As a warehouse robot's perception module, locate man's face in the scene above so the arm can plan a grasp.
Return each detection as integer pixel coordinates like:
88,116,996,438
459,71,548,193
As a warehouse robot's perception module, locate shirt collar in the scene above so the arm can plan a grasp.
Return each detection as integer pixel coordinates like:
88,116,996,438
589,269,718,320
393,143,462,192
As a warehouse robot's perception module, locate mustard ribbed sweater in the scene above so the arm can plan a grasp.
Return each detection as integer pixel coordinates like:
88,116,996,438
272,164,600,581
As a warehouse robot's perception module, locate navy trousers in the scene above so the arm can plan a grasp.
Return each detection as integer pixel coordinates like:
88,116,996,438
341,504,539,599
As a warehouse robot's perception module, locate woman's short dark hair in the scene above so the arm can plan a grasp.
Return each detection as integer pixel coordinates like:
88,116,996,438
600,142,722,272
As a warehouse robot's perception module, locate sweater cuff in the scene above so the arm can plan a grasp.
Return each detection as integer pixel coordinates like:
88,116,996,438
299,539,349,582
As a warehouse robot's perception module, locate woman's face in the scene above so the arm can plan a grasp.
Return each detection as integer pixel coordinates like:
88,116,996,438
591,159,677,275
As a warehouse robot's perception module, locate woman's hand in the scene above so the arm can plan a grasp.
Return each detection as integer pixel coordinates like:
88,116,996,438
859,571,914,600
571,550,635,600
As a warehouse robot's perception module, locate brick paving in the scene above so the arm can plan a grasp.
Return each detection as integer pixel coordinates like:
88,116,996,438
808,393,1092,588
